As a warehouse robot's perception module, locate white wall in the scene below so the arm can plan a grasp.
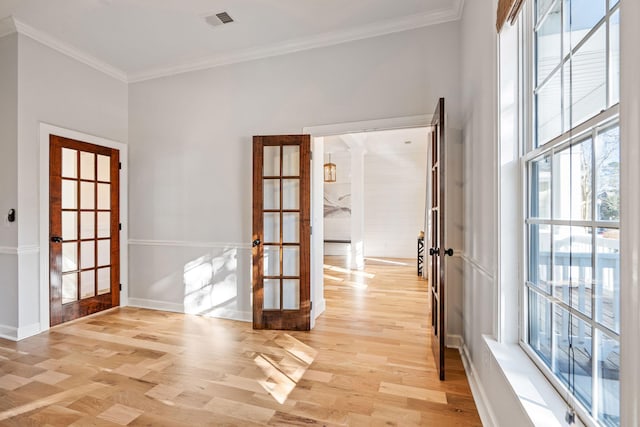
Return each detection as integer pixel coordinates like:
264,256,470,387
0,33,19,336
11,34,128,338
128,23,462,320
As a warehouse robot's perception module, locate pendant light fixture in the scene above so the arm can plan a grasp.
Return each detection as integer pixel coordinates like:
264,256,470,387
324,153,336,183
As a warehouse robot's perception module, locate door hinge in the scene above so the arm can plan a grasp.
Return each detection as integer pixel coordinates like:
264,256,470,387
310,301,313,311
119,283,122,291
119,162,122,170
310,151,313,160
119,223,122,231
310,226,313,235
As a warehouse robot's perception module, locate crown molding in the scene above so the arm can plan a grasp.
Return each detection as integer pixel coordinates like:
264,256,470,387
0,15,17,38
128,0,465,83
11,17,127,82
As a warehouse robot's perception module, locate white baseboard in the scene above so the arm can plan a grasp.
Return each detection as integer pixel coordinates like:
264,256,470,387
446,333,464,349
313,297,326,320
460,344,499,427
0,324,17,341
127,297,251,323
17,322,42,340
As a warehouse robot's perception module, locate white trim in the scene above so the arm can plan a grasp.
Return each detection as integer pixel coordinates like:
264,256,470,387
0,247,18,255
39,123,128,332
0,15,16,38
303,115,432,137
0,324,17,341
11,17,127,82
128,239,251,250
460,344,499,427
128,1,464,83
16,322,41,340
445,334,463,349
17,245,39,255
312,296,326,321
127,298,185,314
460,252,495,281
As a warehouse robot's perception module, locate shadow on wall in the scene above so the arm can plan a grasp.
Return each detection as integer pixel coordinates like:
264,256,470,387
183,248,239,317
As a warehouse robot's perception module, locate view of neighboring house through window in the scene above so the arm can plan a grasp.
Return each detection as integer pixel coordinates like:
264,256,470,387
525,0,620,426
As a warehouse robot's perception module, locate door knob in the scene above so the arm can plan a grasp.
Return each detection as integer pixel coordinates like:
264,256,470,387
444,248,454,256
429,247,439,256
252,239,261,247
50,236,63,243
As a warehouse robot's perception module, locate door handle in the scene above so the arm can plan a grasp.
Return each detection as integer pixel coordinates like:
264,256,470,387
252,239,261,247
444,248,454,257
51,236,63,243
429,247,439,256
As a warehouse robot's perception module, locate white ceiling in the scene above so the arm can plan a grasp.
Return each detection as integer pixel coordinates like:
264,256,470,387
0,0,463,82
325,127,428,155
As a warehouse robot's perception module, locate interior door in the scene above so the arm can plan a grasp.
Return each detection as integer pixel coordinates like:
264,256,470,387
252,135,311,330
429,98,451,381
49,135,120,326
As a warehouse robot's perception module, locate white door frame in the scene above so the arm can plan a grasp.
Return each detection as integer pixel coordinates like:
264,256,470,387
39,123,128,331
302,114,432,327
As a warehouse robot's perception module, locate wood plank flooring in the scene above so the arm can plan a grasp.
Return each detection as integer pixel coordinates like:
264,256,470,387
0,257,481,426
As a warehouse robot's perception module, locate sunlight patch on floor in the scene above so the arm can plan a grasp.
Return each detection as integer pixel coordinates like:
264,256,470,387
323,264,375,279
365,257,410,266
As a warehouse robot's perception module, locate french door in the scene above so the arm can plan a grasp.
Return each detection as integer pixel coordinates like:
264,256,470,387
49,135,120,326
429,98,451,381
252,135,311,330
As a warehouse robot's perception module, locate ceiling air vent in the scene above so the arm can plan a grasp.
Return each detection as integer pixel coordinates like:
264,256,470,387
205,12,234,27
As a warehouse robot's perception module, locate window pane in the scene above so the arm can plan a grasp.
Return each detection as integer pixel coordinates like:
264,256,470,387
563,0,605,53
62,243,77,273
263,246,280,276
597,331,620,427
81,241,95,269
282,179,300,210
62,180,77,209
97,183,110,210
536,1,562,85
263,146,280,177
263,212,280,244
97,267,111,294
552,225,592,317
62,212,77,241
610,10,620,105
528,289,552,365
80,212,95,239
62,148,77,178
596,229,619,333
283,246,300,276
80,270,95,299
80,182,95,210
62,273,78,304
564,25,607,129
263,279,280,310
282,146,300,176
80,152,95,181
283,279,300,310
596,126,620,221
263,179,280,210
553,139,592,221
552,305,593,410
530,155,552,218
97,212,110,238
536,0,556,24
536,71,562,145
282,213,300,244
98,239,110,267
97,155,111,182
529,224,552,293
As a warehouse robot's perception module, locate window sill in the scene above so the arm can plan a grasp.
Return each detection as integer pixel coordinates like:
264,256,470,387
483,335,587,427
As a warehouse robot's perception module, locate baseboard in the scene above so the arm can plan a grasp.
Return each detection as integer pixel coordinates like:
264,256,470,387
0,324,17,341
127,297,185,313
460,344,499,427
17,322,42,340
446,333,464,349
127,297,251,323
313,297,326,320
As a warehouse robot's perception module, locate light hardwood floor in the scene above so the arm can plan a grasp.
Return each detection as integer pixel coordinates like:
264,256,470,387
0,257,481,426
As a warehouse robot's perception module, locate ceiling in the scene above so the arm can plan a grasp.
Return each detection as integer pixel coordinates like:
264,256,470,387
325,128,428,155
0,0,463,82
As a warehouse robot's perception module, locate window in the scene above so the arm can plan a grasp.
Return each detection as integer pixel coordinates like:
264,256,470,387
524,1,620,426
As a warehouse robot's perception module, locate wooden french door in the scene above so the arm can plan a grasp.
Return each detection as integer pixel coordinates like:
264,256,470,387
49,135,120,326
252,135,311,330
429,98,451,381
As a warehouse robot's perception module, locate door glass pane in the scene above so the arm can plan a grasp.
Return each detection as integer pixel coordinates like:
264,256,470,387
610,10,620,105
282,146,300,176
536,70,562,145
97,183,110,210
81,241,95,269
62,243,78,272
264,246,280,276
80,212,95,239
597,331,620,427
530,155,552,218
263,212,280,244
263,146,280,177
98,267,111,294
62,212,77,241
97,155,110,182
80,270,95,299
282,179,299,210
62,180,77,209
282,213,299,243
536,1,561,85
564,26,607,128
552,305,593,409
527,289,552,366
62,148,77,178
596,126,620,222
264,279,280,310
62,273,78,304
263,179,280,210
596,229,619,333
97,212,110,238
98,240,111,266
553,140,593,221
552,225,593,316
283,246,300,276
529,224,551,293
80,152,95,180
80,182,95,210
283,279,300,310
